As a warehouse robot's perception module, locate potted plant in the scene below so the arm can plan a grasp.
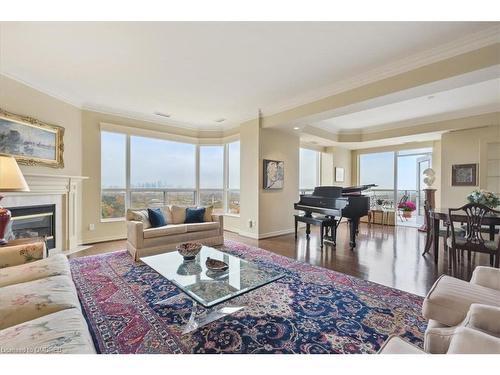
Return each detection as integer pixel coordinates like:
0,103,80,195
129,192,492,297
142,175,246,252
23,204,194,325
466,189,500,208
398,201,417,218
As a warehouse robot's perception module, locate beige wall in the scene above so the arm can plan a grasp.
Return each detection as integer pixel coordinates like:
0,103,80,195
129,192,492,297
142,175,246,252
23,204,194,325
238,119,260,238
259,128,300,237
0,75,82,177
441,124,500,208
321,146,352,187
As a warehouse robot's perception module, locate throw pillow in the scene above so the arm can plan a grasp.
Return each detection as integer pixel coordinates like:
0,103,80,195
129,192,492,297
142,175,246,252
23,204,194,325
126,209,152,229
201,205,214,222
185,207,206,223
170,205,188,224
148,208,167,228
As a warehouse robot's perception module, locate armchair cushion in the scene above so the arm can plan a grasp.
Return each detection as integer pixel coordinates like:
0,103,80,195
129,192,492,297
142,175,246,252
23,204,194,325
470,266,500,290
422,275,500,327
447,327,500,354
143,224,187,239
463,304,500,337
0,240,46,268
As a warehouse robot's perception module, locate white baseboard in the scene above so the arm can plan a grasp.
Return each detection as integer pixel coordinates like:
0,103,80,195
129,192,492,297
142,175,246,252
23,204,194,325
237,228,295,240
82,234,127,245
237,230,260,239
224,225,241,234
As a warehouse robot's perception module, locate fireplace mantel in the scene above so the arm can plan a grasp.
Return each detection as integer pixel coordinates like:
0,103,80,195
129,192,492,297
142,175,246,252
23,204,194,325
1,173,89,252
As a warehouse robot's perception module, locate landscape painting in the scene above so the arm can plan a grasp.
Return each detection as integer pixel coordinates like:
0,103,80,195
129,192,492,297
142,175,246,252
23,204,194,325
263,159,284,189
0,109,64,168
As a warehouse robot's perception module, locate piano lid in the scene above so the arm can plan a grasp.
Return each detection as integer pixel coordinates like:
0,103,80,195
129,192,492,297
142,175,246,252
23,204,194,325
342,184,377,195
309,186,343,198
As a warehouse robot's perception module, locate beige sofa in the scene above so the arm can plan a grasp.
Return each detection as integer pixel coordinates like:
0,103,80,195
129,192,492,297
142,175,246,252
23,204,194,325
126,205,224,261
0,254,95,354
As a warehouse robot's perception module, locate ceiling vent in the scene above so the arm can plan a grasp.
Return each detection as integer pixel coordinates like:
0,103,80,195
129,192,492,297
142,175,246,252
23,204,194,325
154,111,171,118
214,118,226,123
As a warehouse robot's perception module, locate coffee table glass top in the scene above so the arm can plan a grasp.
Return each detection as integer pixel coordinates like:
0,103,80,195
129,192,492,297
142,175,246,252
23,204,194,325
141,246,284,308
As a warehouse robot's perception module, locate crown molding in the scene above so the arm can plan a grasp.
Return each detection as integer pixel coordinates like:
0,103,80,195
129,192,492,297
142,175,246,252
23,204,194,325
0,71,83,108
260,25,500,117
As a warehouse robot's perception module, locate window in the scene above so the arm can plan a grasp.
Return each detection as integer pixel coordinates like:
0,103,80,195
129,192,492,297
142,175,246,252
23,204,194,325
100,131,240,220
199,145,224,213
359,152,395,190
227,141,240,214
299,148,319,193
130,136,196,189
101,132,126,219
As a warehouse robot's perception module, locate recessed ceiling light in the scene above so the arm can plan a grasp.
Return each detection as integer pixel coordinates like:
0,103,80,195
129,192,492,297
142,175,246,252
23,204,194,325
293,127,300,130
154,111,171,118
427,95,435,100
214,118,226,123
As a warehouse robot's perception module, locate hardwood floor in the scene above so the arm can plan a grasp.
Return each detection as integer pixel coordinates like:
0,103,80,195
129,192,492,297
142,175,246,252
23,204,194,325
71,222,495,297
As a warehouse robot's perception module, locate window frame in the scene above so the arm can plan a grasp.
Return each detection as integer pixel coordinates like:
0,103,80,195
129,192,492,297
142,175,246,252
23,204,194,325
100,131,240,222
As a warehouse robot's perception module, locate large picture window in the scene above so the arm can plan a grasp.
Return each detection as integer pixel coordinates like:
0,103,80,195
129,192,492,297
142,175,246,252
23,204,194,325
100,131,240,220
199,145,224,213
299,148,319,194
101,132,126,219
227,141,240,214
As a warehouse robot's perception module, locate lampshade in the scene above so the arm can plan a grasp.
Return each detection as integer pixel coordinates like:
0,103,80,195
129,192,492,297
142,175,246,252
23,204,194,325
0,155,30,192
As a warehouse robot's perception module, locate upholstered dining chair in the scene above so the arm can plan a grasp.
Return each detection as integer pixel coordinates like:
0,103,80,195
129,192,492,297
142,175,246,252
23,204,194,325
448,203,500,268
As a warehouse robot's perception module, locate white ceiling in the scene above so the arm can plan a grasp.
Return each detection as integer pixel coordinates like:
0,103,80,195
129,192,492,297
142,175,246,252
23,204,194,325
314,78,500,133
0,22,497,130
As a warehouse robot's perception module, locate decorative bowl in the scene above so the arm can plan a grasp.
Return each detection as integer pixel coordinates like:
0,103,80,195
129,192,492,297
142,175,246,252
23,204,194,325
205,257,229,272
176,242,202,260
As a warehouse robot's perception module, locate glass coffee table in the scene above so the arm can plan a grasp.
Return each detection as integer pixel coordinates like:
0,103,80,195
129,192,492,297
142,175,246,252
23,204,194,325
141,246,284,334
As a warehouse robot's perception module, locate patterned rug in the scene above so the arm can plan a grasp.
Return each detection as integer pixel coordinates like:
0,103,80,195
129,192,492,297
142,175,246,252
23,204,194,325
70,240,427,354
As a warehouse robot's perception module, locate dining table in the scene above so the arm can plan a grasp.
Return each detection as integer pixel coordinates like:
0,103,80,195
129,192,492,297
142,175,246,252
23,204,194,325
423,207,500,263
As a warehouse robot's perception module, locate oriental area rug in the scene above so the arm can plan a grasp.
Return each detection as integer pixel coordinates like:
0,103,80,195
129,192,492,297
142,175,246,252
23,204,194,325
69,240,426,354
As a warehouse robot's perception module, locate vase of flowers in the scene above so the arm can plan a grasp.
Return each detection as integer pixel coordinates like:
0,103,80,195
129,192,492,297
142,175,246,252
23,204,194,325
398,201,417,218
466,189,500,208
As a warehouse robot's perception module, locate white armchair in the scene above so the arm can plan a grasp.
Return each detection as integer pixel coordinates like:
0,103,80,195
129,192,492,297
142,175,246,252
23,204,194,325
422,266,500,353
379,327,500,354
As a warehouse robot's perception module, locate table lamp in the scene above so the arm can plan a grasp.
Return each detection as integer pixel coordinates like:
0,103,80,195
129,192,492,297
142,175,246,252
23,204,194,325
0,155,30,245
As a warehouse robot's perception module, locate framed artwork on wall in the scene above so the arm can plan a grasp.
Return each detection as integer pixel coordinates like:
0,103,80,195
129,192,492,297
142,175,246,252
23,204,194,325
335,167,345,182
452,163,477,186
263,159,284,189
0,108,64,168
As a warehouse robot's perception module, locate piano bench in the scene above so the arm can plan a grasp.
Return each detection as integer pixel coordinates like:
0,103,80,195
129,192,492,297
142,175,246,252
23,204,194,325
294,215,337,248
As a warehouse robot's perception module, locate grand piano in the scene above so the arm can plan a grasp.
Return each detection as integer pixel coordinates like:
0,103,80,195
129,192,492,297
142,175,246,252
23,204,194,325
294,184,376,248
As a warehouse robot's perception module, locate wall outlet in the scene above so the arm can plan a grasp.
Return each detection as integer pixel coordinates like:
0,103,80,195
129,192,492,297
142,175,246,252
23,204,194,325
89,223,95,231
248,219,253,228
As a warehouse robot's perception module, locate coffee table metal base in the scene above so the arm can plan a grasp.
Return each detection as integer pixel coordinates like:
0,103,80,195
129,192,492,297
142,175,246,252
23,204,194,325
156,294,245,335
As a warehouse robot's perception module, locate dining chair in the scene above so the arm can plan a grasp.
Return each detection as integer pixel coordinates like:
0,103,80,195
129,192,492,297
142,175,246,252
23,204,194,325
448,203,500,268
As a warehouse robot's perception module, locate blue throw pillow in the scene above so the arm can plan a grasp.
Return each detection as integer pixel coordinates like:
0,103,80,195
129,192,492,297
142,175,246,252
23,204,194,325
185,207,206,223
148,208,167,228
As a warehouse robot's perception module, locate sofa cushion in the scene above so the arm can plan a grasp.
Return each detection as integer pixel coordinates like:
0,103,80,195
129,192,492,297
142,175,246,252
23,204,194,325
126,209,152,229
185,207,205,223
143,224,187,239
171,205,189,224
0,254,70,288
185,221,220,232
0,275,81,330
422,275,500,327
148,208,167,227
0,308,96,354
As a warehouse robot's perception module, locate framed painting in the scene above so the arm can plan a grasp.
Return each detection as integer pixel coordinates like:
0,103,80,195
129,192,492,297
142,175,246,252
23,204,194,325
335,167,345,182
452,163,477,186
263,159,284,189
0,108,64,168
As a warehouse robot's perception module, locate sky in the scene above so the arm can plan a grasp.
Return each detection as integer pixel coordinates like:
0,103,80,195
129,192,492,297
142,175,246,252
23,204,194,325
101,132,240,189
359,151,431,191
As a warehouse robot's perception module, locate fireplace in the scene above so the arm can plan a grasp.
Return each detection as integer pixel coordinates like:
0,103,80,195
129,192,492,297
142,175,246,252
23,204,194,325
7,204,56,249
